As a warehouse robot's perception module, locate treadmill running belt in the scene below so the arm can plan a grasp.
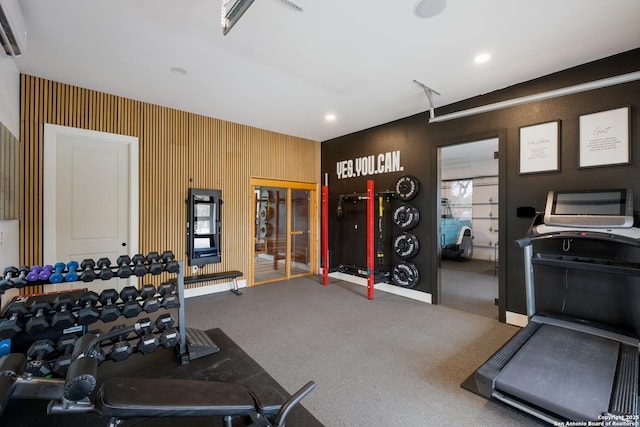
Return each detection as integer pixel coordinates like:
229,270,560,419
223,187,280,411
495,324,620,421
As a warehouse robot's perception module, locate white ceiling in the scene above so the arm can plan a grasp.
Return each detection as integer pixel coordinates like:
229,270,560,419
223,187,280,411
11,0,640,142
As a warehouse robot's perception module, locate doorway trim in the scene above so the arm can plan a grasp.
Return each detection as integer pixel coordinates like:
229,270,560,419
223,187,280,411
434,129,507,322
42,124,139,264
250,177,318,286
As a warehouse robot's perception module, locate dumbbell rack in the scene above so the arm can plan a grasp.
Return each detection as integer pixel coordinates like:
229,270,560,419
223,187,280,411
174,261,219,364
0,254,218,367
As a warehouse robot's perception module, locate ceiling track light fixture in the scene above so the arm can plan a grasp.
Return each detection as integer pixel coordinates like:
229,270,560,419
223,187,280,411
428,71,640,123
279,0,303,12
221,0,302,36
221,0,255,35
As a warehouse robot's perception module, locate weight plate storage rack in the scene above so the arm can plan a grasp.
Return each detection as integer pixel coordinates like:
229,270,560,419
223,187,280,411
391,175,421,289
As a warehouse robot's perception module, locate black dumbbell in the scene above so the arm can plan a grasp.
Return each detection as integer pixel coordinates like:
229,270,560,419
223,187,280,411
131,254,148,277
77,291,100,325
107,324,137,362
161,251,179,273
25,301,52,335
158,282,179,309
159,327,180,348
155,313,175,331
135,317,154,336
146,252,163,275
116,255,132,278
0,302,28,339
97,258,114,280
51,294,76,330
25,339,55,377
136,332,159,355
99,289,122,322
12,266,30,288
0,266,16,291
79,259,97,282
120,286,142,318
51,333,78,377
109,339,133,362
140,284,160,313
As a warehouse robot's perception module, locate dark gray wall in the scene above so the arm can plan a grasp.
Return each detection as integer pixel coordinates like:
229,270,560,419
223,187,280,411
321,48,640,322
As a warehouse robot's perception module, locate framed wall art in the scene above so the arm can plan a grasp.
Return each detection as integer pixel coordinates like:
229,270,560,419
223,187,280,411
519,120,560,174
579,106,630,168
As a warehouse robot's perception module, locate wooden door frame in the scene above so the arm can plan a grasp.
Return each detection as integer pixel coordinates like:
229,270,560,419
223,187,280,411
42,124,139,264
250,178,318,286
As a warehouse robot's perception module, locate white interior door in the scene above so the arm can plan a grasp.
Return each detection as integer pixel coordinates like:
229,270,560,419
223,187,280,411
43,124,139,293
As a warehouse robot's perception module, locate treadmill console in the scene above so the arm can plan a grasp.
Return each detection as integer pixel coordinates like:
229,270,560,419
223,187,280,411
544,188,634,228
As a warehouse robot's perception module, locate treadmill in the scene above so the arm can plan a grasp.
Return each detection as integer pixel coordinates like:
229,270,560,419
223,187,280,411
476,189,639,424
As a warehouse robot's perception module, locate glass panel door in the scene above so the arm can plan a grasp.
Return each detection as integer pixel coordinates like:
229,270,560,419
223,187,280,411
254,186,288,283
290,189,311,276
251,179,317,286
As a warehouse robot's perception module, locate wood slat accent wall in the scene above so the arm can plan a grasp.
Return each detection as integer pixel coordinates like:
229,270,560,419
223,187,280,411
0,121,19,220
19,74,320,293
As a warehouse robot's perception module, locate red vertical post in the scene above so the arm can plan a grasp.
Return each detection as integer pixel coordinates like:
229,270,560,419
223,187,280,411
322,185,329,286
367,180,374,299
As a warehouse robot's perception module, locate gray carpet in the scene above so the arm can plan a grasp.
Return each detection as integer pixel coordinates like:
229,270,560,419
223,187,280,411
184,276,543,426
441,259,499,320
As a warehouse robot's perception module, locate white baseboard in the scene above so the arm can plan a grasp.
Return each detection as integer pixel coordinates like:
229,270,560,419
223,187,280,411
327,272,432,304
505,311,528,327
183,279,247,299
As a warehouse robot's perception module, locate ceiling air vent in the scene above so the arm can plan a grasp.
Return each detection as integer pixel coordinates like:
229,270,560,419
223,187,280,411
0,0,27,57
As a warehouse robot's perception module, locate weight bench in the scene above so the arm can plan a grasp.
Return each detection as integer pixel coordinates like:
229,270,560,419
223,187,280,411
177,270,244,296
91,377,316,427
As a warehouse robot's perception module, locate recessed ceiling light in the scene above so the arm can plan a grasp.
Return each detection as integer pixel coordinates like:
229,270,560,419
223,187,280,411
414,0,447,18
325,113,336,122
170,67,187,75
474,53,491,64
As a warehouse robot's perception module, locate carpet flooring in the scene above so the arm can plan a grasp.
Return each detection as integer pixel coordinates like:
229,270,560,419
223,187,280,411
185,275,543,426
440,259,498,320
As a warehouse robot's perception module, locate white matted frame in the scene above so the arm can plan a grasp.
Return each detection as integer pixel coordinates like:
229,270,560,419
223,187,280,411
579,106,630,168
519,120,560,174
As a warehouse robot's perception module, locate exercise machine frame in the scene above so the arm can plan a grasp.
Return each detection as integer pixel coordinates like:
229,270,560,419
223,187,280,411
322,180,376,299
475,216,639,424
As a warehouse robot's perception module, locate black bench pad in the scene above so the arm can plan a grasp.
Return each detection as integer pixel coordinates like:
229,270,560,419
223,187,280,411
180,271,243,285
96,377,259,418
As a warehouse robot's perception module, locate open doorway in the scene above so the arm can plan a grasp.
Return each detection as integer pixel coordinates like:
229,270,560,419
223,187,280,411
439,138,498,319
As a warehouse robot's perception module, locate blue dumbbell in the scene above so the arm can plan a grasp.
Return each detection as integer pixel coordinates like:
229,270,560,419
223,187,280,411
65,261,79,282
50,262,66,283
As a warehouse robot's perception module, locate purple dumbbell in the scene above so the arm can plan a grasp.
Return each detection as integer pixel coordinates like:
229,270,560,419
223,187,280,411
39,264,54,281
26,266,42,282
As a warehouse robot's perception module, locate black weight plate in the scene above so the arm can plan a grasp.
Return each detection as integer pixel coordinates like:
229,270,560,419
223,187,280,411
395,175,420,201
393,232,420,259
393,203,420,230
392,262,419,288
259,206,274,221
